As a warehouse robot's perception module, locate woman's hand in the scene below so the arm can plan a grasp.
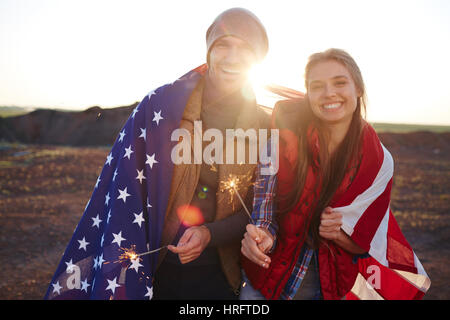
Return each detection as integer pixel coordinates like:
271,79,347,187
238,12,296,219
319,206,366,254
319,206,343,241
241,224,274,269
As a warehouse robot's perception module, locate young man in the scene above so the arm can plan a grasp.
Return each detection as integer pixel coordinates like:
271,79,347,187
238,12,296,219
153,8,270,299
44,8,271,300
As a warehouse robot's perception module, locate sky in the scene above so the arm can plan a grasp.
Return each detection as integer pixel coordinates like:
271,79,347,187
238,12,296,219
1,0,450,125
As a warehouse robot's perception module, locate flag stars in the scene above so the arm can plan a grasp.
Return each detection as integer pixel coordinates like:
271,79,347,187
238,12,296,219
152,110,164,126
129,257,143,273
136,169,146,184
117,187,131,203
106,277,121,295
93,254,105,271
93,256,99,270
78,237,90,251
133,211,145,228
145,286,153,300
65,259,76,273
123,145,134,160
145,153,158,169
98,253,105,268
105,192,111,206
100,233,105,247
139,128,147,142
81,278,91,293
118,129,126,143
107,209,112,224
112,231,126,247
131,107,139,119
95,177,101,189
147,90,156,100
91,214,102,229
52,281,63,295
106,153,114,166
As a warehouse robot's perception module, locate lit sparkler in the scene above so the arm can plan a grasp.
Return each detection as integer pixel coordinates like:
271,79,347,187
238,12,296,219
109,245,168,265
219,173,255,224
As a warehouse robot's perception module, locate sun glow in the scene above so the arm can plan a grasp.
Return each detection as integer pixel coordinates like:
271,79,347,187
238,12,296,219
247,60,305,109
247,61,282,109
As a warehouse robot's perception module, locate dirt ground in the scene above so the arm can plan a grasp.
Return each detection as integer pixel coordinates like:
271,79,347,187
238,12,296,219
0,142,448,300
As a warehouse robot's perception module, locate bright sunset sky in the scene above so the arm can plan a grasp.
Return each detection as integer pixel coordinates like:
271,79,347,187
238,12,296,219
1,0,450,125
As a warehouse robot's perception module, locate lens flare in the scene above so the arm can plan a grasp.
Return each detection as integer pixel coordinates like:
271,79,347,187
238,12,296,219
176,204,204,227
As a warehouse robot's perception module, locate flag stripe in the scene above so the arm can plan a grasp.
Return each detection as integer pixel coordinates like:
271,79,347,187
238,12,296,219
338,144,394,237
351,178,393,252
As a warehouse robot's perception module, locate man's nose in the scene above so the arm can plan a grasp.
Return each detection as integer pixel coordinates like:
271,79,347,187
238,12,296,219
223,46,241,64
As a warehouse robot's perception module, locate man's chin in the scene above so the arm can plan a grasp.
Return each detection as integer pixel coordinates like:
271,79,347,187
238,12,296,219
215,82,246,95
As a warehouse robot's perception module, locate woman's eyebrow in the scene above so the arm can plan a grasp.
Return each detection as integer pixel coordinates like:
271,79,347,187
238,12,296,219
332,75,349,80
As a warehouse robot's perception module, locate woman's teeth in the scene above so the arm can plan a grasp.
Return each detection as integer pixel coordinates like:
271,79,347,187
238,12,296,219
323,103,342,110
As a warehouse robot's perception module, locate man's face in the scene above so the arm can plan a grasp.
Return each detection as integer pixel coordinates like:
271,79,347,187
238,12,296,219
207,36,256,95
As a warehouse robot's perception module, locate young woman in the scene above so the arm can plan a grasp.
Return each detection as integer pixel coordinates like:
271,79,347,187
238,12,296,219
240,48,430,300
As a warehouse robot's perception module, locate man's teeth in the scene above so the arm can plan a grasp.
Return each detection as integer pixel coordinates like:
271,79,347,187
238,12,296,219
222,68,240,74
323,103,341,110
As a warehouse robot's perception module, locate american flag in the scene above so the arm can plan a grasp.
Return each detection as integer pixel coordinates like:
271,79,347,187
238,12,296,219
44,66,204,300
329,125,431,300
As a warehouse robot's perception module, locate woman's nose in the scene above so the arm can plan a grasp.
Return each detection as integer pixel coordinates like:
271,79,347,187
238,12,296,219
323,84,337,98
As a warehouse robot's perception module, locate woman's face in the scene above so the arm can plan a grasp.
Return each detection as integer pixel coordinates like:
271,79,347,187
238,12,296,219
307,60,361,126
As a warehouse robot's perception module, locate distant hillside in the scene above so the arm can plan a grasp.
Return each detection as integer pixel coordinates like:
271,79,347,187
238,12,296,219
0,103,137,146
371,122,450,133
0,104,449,149
0,106,36,118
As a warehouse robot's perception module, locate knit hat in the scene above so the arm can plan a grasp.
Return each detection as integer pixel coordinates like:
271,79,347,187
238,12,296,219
206,8,269,62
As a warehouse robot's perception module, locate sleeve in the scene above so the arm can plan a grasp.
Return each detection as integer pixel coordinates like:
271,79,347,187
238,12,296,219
252,160,279,246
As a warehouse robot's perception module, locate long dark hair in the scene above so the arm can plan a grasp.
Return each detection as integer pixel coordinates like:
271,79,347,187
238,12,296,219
275,48,368,249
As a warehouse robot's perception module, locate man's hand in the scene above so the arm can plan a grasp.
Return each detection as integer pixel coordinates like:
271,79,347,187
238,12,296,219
167,225,211,264
241,224,274,269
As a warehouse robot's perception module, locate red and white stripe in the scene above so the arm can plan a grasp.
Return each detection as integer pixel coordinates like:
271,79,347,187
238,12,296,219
333,136,430,299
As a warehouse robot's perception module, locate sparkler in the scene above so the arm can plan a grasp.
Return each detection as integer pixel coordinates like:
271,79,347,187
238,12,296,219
135,245,167,257
109,245,168,265
219,174,255,224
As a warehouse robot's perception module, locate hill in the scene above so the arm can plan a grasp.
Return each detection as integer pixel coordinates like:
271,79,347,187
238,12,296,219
1,105,449,149
0,104,137,146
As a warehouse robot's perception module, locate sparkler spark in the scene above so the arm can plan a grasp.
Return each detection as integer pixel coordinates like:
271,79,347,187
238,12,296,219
118,246,139,262
219,173,255,224
105,244,168,266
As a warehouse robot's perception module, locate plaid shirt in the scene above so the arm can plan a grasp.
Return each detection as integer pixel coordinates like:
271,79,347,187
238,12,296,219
252,151,315,300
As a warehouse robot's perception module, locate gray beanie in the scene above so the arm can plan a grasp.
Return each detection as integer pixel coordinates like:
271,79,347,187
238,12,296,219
206,8,269,62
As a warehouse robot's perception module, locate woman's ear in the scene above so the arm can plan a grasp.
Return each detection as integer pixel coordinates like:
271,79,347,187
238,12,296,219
356,87,363,98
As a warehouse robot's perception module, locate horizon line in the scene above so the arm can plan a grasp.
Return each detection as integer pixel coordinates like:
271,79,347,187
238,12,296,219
1,104,450,127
